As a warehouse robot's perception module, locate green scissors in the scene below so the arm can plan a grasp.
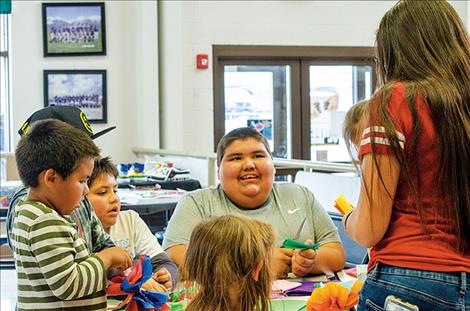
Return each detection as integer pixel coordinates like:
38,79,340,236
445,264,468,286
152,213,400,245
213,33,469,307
282,217,319,250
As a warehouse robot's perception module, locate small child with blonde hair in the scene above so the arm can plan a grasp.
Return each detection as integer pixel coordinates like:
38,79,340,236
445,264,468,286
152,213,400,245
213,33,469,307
343,99,369,166
182,214,275,311
343,99,369,148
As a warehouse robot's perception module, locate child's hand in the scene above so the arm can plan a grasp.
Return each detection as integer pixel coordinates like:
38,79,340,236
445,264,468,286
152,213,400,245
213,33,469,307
273,247,294,278
141,278,168,292
291,239,317,277
152,268,172,290
96,246,132,271
111,247,133,270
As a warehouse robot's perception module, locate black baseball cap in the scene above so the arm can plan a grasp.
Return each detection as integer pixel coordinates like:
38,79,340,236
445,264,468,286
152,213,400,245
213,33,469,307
18,106,116,140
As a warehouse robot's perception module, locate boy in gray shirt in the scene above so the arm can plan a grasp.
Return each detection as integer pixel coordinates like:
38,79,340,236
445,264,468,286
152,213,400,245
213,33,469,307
164,127,345,277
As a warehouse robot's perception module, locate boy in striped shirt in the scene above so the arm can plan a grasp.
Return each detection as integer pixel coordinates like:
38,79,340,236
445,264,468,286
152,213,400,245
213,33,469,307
11,119,132,311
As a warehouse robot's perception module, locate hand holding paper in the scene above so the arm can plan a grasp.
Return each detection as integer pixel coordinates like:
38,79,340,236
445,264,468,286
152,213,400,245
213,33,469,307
292,239,317,277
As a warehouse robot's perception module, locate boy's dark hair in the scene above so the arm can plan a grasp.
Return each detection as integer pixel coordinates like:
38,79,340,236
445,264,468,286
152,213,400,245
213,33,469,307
216,127,272,165
15,119,100,187
88,156,119,187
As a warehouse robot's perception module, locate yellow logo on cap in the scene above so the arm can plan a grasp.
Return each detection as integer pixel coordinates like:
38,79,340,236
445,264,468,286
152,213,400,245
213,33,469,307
21,122,29,134
80,112,94,134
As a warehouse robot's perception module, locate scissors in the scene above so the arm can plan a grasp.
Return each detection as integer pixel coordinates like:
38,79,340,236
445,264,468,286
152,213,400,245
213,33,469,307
282,217,319,250
294,217,307,240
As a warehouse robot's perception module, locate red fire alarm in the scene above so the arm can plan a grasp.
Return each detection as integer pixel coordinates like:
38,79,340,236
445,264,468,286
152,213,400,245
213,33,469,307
196,54,209,69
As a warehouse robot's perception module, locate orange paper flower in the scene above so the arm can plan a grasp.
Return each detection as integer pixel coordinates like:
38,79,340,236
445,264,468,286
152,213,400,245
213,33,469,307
306,281,363,311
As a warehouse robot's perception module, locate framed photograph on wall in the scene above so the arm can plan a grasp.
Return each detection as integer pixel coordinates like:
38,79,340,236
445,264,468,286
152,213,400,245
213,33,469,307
44,70,107,123
42,2,106,56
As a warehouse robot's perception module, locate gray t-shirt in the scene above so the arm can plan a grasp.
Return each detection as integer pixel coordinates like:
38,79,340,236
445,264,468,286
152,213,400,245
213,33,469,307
163,183,340,249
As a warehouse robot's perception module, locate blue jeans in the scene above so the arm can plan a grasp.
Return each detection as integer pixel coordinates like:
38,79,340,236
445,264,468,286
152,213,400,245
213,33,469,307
357,263,470,311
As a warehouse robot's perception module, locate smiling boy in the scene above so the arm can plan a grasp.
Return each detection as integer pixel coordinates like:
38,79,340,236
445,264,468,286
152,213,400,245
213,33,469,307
163,127,345,278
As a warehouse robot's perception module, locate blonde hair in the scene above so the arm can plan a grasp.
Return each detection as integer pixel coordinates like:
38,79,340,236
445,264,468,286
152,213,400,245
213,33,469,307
182,214,275,311
343,100,369,150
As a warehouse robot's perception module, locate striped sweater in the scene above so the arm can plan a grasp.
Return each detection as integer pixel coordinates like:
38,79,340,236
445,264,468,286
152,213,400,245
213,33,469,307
11,200,107,311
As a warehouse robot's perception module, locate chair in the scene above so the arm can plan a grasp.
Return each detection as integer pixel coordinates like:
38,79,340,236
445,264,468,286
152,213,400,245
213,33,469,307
329,212,368,268
294,171,361,214
293,171,367,267
154,227,166,245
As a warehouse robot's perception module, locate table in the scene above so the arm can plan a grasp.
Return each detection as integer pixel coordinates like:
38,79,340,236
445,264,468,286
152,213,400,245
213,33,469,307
107,270,359,311
118,189,186,233
118,178,201,192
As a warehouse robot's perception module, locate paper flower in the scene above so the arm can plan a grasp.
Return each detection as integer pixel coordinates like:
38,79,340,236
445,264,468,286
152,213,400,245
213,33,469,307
107,255,170,311
306,281,363,311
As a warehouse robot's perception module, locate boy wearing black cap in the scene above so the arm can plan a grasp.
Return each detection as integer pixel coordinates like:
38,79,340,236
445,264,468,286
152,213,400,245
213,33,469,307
12,119,132,310
17,106,116,139
6,106,117,254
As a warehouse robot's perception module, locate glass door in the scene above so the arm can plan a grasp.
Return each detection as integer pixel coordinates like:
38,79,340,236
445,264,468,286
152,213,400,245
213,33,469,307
213,46,375,163
303,63,373,162
215,61,301,159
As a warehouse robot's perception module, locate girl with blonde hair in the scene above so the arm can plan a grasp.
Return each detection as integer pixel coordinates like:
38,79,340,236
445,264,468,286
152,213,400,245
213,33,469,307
182,214,274,311
343,0,470,309
343,99,369,168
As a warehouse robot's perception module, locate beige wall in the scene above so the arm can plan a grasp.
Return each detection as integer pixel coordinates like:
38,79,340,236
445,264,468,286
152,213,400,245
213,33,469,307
10,0,159,163
8,1,469,162
158,0,469,155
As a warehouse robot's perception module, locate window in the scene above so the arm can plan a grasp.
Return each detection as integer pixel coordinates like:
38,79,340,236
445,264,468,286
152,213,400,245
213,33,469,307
213,45,375,162
1,13,11,181
1,13,11,153
221,62,298,159
306,63,372,162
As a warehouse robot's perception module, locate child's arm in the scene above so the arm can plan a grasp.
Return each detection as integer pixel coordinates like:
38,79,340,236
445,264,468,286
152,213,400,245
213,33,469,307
127,210,179,287
150,253,178,289
343,153,399,248
28,214,129,300
95,246,132,271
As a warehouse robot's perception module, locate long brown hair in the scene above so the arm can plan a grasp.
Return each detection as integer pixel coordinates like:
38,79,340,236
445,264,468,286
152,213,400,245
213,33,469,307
371,0,470,251
182,214,275,311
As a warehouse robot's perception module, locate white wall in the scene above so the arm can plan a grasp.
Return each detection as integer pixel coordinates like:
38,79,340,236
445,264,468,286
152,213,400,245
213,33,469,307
159,0,469,154
10,0,470,162
11,0,159,164
468,0,470,26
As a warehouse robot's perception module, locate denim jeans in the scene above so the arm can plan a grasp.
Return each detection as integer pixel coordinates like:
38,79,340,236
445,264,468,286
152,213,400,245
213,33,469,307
357,263,470,311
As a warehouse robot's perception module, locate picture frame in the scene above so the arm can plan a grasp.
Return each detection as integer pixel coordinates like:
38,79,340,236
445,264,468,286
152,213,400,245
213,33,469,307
44,70,107,123
42,2,106,56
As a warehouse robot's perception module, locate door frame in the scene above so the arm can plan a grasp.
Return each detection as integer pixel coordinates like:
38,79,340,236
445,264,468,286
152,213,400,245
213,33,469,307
213,45,375,159
214,58,301,158
300,58,376,159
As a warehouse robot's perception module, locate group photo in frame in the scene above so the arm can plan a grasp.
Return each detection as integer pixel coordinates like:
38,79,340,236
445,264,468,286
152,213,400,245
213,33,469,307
42,2,106,56
44,70,107,123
